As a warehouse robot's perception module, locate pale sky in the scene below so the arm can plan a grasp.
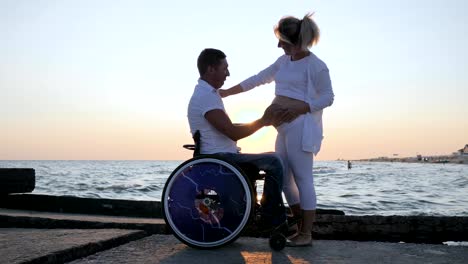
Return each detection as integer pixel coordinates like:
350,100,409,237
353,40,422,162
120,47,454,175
1,0,467,160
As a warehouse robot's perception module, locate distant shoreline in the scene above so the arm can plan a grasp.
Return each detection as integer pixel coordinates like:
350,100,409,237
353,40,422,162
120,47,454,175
354,155,467,165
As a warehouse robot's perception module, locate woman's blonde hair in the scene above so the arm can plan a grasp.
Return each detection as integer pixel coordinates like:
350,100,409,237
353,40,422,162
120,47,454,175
274,13,320,49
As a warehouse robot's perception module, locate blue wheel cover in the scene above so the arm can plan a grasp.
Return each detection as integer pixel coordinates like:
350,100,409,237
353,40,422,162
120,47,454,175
165,159,250,245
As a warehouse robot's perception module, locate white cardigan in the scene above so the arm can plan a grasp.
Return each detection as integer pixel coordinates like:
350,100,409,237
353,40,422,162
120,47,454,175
240,53,334,154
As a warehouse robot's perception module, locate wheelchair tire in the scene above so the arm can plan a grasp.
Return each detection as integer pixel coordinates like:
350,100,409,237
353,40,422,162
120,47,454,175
162,156,255,249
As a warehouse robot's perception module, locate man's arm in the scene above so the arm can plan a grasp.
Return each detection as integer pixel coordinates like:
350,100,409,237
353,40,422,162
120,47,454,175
205,109,270,141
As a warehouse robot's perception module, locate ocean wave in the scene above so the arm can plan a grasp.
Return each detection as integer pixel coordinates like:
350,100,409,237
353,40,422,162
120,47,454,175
2,160,467,216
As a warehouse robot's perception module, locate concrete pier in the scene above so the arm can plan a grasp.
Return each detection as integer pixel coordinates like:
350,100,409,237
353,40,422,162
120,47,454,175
1,228,467,264
1,208,467,264
3,194,468,244
69,235,468,264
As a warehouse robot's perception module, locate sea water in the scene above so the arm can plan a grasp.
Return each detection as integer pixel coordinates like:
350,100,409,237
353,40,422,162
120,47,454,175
1,160,467,216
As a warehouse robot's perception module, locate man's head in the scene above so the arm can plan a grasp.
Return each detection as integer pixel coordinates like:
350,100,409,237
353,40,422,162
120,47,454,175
197,48,230,89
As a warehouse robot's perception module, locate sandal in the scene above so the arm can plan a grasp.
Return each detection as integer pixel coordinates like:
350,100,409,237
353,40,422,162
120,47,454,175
285,232,313,247
286,223,299,239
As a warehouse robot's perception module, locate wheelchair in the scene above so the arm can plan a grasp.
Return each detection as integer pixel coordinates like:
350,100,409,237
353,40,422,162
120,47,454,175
161,131,289,250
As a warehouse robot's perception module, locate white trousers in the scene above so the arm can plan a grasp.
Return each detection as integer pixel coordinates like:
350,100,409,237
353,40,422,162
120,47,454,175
275,115,317,210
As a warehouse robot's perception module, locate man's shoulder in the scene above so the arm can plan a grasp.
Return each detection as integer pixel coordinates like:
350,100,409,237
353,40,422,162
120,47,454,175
188,87,224,114
192,84,219,97
191,86,221,102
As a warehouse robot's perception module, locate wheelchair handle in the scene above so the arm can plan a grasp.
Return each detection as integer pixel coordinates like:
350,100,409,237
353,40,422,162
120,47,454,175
183,144,196,151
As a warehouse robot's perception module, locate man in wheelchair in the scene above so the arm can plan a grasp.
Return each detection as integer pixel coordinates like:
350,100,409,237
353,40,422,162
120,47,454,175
187,48,287,232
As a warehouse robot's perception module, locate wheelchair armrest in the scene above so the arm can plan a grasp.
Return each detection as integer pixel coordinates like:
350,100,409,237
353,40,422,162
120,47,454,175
183,144,196,150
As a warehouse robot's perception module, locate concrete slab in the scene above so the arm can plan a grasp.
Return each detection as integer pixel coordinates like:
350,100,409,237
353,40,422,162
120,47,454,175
0,208,166,234
0,228,147,264
1,208,467,263
70,234,468,264
0,208,164,225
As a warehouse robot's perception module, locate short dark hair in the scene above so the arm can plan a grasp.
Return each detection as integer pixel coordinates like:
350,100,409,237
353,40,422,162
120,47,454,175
197,48,226,76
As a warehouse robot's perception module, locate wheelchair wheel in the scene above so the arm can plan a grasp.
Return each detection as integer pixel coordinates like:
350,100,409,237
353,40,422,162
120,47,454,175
162,156,254,249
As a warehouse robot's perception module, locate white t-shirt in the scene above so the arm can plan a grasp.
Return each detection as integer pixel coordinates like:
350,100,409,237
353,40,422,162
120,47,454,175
187,79,238,154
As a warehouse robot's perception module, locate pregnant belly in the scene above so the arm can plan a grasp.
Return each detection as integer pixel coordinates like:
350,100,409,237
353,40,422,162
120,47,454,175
271,95,308,114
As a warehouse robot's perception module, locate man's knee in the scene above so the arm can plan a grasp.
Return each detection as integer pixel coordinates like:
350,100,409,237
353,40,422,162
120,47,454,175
263,153,284,175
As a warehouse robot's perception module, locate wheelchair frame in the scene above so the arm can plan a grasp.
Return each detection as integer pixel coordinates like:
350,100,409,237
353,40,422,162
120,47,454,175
161,131,288,250
162,155,255,249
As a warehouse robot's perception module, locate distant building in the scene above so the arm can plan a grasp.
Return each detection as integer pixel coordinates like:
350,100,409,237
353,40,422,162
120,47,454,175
458,144,468,156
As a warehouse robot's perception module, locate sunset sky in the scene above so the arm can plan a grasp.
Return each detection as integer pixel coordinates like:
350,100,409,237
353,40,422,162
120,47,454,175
2,0,467,161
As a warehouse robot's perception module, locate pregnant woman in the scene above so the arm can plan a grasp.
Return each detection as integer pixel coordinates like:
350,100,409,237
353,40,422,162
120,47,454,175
219,13,334,246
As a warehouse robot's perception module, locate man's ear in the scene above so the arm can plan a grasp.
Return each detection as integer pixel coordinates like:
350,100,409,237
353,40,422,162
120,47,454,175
207,65,215,74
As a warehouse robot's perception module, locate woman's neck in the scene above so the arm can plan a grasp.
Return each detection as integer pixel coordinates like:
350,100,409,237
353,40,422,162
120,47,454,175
291,50,310,61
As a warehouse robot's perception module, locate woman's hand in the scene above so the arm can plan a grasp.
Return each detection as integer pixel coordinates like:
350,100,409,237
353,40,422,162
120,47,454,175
218,89,230,98
218,85,243,98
